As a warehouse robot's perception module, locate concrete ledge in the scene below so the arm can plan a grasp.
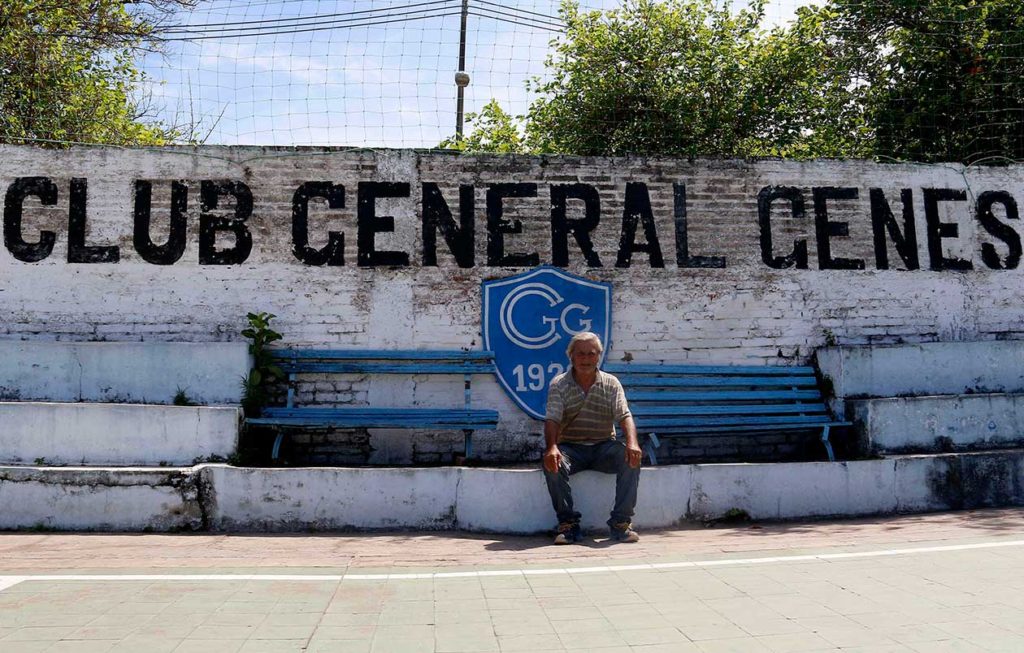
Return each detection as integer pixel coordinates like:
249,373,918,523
0,402,241,466
817,341,1024,416
850,394,1024,454
0,466,202,531
0,341,249,405
4,452,1023,532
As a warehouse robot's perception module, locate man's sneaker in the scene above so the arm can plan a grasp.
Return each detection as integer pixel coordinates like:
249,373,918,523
609,522,640,543
553,522,582,545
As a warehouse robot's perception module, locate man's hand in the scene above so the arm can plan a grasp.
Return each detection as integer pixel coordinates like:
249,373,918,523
625,441,643,469
543,445,563,474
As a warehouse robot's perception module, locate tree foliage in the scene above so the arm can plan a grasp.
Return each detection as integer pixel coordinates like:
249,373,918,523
0,0,190,146
829,0,1024,163
438,99,527,153
525,0,859,158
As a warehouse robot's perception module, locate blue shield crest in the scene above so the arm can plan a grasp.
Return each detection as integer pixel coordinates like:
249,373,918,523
482,266,612,420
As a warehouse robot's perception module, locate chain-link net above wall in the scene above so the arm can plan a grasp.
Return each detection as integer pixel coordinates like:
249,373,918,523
1,0,1022,164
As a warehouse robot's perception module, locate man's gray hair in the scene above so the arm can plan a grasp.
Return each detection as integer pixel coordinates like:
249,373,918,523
566,331,604,359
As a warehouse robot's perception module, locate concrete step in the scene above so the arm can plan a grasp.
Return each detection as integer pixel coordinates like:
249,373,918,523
0,341,249,405
4,451,1023,532
849,393,1024,455
817,341,1024,418
0,402,241,466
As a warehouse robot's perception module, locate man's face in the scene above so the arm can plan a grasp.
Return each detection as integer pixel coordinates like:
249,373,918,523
570,341,601,374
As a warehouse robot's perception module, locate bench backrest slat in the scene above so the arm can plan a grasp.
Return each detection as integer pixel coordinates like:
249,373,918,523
632,403,827,417
619,375,818,388
605,363,816,376
273,349,494,362
627,390,822,402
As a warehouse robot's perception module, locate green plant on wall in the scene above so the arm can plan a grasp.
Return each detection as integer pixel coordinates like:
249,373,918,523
240,312,283,417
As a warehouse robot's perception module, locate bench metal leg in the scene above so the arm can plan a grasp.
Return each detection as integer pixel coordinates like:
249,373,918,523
272,432,285,461
463,429,473,459
645,433,660,466
821,426,835,462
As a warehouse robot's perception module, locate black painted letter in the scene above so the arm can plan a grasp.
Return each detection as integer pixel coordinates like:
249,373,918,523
68,178,119,263
757,186,808,269
292,182,345,266
615,183,664,268
674,183,724,268
486,183,539,267
923,188,971,271
812,187,863,270
134,181,188,265
199,180,253,265
357,182,410,267
422,183,474,268
551,184,602,267
977,191,1021,270
869,189,919,270
3,177,58,262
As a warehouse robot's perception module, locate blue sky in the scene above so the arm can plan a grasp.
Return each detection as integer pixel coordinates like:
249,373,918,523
141,0,808,147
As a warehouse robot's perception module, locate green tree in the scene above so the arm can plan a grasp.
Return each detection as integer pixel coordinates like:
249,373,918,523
439,99,527,153
525,0,861,158
0,0,191,146
828,0,1024,163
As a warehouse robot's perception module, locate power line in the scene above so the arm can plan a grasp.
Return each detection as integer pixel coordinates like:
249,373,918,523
159,0,460,31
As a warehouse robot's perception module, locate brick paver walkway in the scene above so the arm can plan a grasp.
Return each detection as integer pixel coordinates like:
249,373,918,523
1,508,1023,652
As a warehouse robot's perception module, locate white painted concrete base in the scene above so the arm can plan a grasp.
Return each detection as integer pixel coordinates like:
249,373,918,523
5,451,1022,532
850,394,1024,454
0,466,202,531
0,402,241,466
818,341,1024,418
0,341,249,405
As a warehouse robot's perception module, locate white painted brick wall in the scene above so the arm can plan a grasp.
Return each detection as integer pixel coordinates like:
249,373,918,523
2,146,1022,461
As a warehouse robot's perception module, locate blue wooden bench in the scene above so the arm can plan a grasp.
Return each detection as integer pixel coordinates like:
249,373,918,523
603,362,849,465
245,350,499,460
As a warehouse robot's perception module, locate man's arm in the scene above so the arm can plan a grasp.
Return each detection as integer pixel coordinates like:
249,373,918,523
621,415,642,468
543,419,562,473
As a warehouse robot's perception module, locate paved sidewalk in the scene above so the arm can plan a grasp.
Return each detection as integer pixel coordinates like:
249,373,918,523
1,508,1023,652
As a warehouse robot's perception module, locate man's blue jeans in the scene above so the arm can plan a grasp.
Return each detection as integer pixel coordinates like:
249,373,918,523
543,439,641,527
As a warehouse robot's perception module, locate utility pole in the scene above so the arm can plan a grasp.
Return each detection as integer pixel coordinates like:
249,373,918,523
455,0,470,140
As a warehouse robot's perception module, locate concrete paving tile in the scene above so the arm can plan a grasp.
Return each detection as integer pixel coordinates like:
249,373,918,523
201,612,267,627
306,641,372,653
312,625,376,640
108,635,181,653
735,618,806,637
548,617,613,635
172,640,245,653
45,640,119,653
905,640,987,653
815,627,901,649
16,613,98,628
837,645,915,653
755,632,834,652
237,640,310,653
0,642,52,652
615,626,689,646
697,637,771,653
595,608,671,630
878,623,951,644
678,622,749,641
260,611,322,626
185,624,258,640
319,611,379,626
434,610,493,625
555,627,628,650
370,636,435,652
492,619,554,637
496,633,564,651
65,625,140,640
248,623,318,640
2,626,78,641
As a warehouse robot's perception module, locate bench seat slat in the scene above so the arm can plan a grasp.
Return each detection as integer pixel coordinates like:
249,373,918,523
619,375,818,387
627,390,822,401
631,403,828,417
641,420,850,434
605,363,815,375
634,414,838,428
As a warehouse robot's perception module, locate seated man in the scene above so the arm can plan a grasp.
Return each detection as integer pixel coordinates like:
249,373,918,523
542,331,642,544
